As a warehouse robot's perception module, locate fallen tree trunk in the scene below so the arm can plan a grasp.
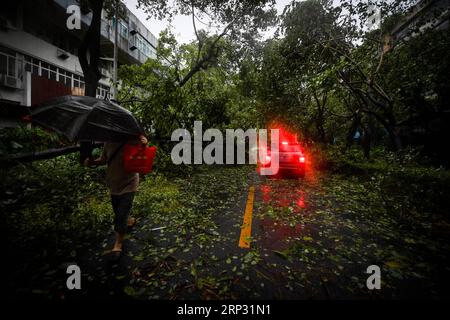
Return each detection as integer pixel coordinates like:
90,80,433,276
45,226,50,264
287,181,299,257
1,143,103,164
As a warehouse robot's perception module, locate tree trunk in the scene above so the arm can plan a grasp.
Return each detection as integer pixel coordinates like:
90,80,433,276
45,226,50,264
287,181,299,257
361,125,371,159
78,0,104,98
384,113,402,151
390,126,402,151
374,120,402,151
312,91,327,143
316,117,326,143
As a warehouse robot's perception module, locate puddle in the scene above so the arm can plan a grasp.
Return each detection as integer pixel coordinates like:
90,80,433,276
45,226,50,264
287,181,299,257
257,182,309,250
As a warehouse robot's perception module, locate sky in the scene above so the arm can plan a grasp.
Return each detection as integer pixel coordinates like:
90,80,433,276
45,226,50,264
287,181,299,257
124,0,293,44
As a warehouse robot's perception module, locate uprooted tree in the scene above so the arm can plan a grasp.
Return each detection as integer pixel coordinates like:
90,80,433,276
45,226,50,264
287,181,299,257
78,0,276,98
117,0,277,137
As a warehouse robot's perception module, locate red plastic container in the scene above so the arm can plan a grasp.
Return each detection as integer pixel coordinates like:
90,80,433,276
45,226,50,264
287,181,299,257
123,144,157,174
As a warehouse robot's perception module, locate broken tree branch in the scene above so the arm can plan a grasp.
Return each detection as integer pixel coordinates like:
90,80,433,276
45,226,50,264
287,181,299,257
1,143,103,164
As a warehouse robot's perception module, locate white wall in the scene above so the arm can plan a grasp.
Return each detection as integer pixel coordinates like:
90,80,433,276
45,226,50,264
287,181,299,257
0,29,111,87
1,29,83,74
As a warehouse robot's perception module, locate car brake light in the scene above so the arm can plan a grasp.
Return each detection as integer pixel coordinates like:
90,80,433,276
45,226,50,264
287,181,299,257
299,156,305,163
266,155,271,162
282,141,288,145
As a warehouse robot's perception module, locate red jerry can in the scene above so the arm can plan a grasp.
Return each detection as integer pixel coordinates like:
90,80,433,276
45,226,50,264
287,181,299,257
123,144,157,174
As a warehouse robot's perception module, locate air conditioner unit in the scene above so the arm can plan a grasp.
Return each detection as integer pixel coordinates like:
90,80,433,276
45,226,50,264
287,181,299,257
0,74,22,89
130,21,138,35
57,49,70,60
100,68,109,78
129,33,137,51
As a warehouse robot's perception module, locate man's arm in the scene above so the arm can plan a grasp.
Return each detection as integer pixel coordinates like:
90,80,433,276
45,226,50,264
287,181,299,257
139,135,148,145
84,157,106,167
84,144,107,167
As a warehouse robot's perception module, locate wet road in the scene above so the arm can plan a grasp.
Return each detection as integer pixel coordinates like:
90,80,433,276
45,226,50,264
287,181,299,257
70,165,450,299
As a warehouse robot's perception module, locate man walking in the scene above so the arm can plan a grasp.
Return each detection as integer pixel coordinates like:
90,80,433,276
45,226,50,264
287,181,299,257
84,135,148,260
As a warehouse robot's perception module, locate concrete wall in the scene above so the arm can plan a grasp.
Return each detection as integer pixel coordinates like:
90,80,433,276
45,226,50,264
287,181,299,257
0,29,84,76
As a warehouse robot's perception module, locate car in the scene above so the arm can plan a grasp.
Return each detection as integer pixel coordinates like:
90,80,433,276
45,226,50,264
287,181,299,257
258,130,306,177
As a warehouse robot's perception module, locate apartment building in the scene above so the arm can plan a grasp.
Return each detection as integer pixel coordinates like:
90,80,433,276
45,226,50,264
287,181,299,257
0,0,157,116
384,0,450,52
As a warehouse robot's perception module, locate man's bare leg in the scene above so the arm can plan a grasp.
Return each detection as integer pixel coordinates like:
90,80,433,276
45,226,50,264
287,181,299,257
113,232,125,252
127,217,136,228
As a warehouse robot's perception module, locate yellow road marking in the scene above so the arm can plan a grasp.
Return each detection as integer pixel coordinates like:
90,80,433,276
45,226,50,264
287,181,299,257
239,185,255,248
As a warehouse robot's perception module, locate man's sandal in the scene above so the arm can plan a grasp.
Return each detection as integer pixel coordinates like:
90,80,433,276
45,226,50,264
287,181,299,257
102,248,122,262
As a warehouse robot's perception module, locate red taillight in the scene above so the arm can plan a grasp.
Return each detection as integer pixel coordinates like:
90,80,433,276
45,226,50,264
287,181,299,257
282,141,288,145
299,156,305,163
260,155,271,166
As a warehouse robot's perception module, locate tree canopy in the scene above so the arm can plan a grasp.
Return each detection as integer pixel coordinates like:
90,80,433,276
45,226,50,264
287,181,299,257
115,0,449,162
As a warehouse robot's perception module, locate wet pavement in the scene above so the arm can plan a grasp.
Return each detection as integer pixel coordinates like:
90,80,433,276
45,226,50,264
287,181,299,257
65,165,450,300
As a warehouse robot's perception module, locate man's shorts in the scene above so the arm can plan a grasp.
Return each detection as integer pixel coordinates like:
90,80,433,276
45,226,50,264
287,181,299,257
111,192,135,234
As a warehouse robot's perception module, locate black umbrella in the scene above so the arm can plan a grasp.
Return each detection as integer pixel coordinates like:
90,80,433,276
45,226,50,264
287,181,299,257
29,95,144,142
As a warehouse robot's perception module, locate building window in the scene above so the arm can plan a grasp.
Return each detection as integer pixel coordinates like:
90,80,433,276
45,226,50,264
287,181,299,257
135,34,154,57
40,62,49,79
112,18,129,39
58,70,65,84
0,54,7,75
96,84,110,99
0,49,112,96
49,65,57,81
119,21,128,38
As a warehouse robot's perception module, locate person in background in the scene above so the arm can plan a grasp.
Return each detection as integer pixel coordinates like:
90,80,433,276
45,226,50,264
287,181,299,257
84,135,148,260
353,129,361,144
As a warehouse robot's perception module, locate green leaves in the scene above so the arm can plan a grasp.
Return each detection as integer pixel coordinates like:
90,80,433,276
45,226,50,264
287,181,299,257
273,249,290,261
124,286,136,296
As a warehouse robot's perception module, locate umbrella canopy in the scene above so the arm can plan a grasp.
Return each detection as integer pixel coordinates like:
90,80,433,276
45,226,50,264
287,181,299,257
30,95,144,142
